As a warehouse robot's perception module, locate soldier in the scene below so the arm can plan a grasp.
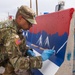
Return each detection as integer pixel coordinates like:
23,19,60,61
0,5,55,75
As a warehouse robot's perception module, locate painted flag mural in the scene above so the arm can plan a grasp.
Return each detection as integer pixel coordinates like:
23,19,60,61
23,8,74,75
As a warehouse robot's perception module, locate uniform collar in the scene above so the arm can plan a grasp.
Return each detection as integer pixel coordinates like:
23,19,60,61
13,19,23,34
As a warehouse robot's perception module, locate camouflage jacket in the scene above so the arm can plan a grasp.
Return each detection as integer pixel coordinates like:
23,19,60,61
0,20,42,70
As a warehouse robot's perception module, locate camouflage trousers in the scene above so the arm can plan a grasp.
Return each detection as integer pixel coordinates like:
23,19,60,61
2,63,17,75
2,63,33,75
16,69,33,75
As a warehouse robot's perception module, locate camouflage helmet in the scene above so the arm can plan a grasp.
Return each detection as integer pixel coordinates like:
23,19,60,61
18,5,37,24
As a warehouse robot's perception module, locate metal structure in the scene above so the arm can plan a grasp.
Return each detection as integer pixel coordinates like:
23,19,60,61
30,0,32,8
29,0,38,16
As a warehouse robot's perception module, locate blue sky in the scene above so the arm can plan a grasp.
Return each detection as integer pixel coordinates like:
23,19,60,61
0,0,75,21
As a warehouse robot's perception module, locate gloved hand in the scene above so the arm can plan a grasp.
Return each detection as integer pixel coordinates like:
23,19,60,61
41,49,55,61
27,49,36,57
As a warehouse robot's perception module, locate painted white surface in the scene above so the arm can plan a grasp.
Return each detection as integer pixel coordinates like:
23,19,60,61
34,50,59,75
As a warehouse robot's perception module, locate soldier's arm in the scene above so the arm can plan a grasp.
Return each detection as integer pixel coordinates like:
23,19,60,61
4,29,42,70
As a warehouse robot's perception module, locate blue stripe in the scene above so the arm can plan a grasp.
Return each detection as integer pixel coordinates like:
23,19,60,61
31,69,43,75
27,41,63,66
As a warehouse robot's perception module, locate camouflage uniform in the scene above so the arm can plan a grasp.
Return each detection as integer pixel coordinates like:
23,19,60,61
0,20,42,75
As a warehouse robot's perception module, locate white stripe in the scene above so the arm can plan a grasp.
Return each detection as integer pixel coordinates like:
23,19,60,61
56,40,67,54
33,50,59,75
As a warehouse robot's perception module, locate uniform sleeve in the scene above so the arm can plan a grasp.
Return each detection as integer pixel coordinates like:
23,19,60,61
3,29,42,70
10,56,42,70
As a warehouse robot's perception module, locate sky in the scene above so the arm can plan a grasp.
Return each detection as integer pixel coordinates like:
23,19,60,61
0,0,75,21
